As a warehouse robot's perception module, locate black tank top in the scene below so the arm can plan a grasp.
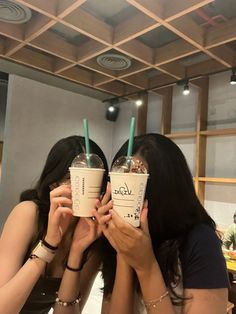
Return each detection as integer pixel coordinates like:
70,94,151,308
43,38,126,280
20,276,61,314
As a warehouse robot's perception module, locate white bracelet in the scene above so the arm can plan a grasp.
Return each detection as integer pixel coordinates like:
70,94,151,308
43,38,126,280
31,240,56,263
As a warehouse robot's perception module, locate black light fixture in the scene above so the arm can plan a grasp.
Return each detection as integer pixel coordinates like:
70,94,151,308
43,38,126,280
135,92,143,106
183,80,190,95
230,68,236,85
135,91,148,106
105,98,120,122
177,79,190,96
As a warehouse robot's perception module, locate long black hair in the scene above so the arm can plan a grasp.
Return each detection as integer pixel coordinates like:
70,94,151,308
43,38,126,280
21,135,108,250
102,133,215,301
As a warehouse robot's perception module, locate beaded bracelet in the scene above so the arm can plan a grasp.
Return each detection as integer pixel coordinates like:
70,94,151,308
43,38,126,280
55,296,81,307
144,291,169,309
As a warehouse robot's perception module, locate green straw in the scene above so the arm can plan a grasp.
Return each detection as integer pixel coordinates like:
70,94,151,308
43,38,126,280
127,117,136,158
83,118,91,167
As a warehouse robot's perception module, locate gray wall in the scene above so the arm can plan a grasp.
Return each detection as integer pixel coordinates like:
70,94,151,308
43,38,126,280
111,100,138,161
0,79,8,141
0,75,114,223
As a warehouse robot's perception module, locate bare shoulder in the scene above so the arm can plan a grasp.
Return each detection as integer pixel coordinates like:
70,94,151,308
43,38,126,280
10,200,38,215
0,201,41,285
6,201,38,223
1,201,39,240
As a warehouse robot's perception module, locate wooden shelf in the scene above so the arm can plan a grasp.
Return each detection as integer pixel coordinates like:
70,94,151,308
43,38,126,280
198,177,236,184
165,132,196,139
165,128,236,139
200,128,236,137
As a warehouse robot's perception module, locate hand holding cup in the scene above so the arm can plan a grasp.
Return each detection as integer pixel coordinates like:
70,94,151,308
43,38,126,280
45,185,73,247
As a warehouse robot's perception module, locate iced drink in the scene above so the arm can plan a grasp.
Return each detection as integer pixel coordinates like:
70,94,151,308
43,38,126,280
110,157,148,227
69,153,105,217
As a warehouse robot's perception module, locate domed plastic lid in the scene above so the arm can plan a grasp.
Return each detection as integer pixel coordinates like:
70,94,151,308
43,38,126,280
71,153,104,169
111,156,147,174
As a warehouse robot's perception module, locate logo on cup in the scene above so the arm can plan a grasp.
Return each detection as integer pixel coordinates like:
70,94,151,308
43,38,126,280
135,182,145,214
74,176,80,206
82,177,85,195
114,182,133,196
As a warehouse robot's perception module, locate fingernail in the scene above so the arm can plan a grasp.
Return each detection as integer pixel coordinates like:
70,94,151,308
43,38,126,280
109,210,113,215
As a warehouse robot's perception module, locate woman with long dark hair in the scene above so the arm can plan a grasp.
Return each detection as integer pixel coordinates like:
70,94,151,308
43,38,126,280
94,133,229,314
0,135,108,313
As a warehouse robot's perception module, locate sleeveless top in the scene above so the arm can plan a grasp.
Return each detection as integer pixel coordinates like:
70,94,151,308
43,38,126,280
20,239,101,313
20,277,61,314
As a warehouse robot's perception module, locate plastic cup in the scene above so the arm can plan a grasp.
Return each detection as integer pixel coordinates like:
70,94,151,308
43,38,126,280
110,156,148,227
69,153,105,217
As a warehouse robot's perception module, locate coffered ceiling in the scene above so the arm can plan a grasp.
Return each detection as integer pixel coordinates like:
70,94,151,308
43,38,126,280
0,0,236,98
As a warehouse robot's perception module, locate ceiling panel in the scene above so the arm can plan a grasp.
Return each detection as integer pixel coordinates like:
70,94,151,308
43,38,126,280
0,0,235,97
138,26,180,49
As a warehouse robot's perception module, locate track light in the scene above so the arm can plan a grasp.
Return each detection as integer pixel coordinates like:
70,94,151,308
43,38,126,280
105,98,120,121
177,79,190,96
183,82,190,95
135,99,143,106
230,68,236,85
135,91,148,106
108,105,115,112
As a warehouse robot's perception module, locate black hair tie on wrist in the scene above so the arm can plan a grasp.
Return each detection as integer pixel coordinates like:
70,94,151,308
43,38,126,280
66,263,83,272
65,247,90,272
42,239,58,250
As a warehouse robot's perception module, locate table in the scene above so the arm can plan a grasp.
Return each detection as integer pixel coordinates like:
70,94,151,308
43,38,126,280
227,260,236,274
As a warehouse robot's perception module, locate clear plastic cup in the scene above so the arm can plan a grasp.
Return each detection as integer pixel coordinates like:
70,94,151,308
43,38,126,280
69,153,105,217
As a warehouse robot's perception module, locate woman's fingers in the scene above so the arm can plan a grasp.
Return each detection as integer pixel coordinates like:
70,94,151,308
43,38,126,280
92,209,112,226
97,200,113,215
100,182,111,206
99,214,112,225
143,199,148,209
140,207,149,234
49,197,72,213
51,197,72,206
109,210,138,238
95,199,101,209
50,185,71,199
50,206,73,225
